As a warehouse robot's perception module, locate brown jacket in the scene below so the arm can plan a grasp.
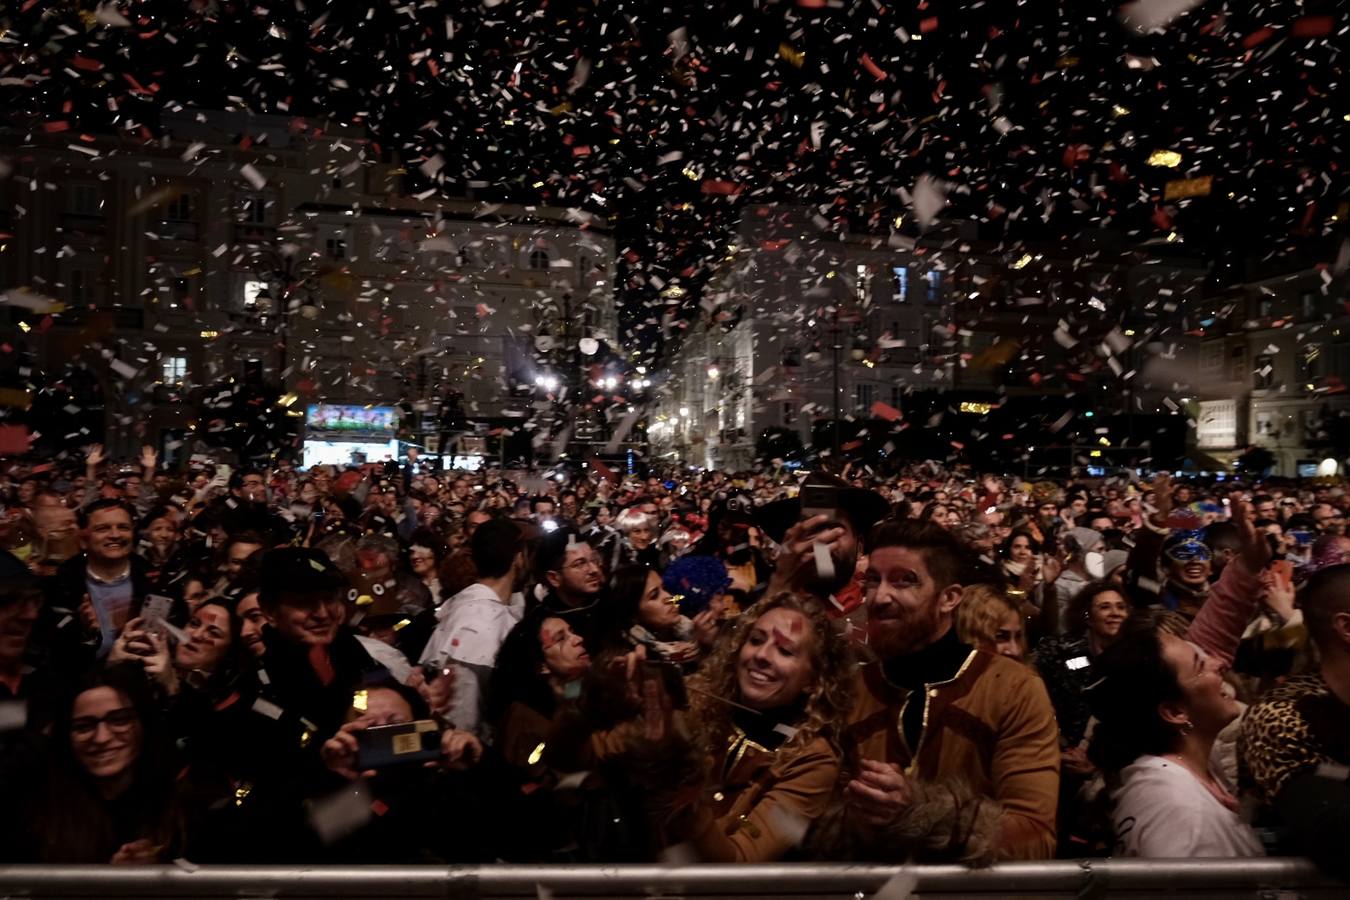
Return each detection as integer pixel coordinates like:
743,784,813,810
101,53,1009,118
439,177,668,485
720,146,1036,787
833,649,1060,861
669,729,841,862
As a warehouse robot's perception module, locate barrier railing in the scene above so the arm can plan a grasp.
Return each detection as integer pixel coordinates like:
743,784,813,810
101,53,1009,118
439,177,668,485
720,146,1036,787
0,859,1341,898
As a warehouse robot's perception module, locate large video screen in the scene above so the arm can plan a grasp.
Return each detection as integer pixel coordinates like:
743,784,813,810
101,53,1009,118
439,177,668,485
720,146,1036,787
302,438,399,469
306,404,399,434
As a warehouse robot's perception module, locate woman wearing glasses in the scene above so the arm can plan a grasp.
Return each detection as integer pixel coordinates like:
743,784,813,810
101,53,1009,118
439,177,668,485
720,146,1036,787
8,664,182,863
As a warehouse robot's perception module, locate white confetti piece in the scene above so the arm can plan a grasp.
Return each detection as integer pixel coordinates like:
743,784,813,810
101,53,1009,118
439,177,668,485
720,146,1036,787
108,359,139,380
1119,0,1206,34
308,782,373,844
0,700,28,732
94,1,131,26
251,697,284,720
910,174,945,229
872,871,919,900
239,164,268,190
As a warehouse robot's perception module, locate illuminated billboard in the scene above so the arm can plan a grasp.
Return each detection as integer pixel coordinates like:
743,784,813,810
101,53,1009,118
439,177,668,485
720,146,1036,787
305,404,399,434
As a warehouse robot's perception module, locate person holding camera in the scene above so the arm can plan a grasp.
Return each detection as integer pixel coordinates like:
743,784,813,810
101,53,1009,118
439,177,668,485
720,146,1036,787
312,679,503,863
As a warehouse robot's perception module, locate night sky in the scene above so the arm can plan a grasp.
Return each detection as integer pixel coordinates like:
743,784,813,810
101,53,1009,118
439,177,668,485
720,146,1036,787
1,0,1346,365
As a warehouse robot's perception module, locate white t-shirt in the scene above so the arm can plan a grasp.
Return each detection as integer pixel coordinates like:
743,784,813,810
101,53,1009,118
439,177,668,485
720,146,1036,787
418,583,523,737
1111,755,1264,858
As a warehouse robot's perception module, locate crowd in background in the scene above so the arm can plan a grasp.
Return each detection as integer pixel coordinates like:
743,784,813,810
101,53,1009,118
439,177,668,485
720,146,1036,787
0,446,1346,876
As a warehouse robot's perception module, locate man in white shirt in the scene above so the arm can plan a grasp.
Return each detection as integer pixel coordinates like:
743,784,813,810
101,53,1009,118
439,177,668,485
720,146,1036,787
418,518,527,738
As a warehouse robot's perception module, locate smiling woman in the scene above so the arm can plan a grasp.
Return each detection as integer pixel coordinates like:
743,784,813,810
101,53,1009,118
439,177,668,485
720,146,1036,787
634,592,856,862
4,664,183,864
1087,613,1264,859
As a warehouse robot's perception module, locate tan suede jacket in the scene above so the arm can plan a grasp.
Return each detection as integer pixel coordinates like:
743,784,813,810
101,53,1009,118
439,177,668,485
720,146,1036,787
839,649,1061,861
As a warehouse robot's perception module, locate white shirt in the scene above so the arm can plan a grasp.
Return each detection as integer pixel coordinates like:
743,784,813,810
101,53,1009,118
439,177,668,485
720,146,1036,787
418,583,523,736
1111,755,1264,858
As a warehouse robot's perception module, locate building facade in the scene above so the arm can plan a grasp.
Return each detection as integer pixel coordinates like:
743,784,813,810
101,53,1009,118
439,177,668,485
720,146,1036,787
0,109,616,461
1185,268,1349,476
651,205,1172,472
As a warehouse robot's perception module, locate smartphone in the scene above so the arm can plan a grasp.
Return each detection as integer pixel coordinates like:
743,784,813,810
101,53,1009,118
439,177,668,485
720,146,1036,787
141,594,173,629
1290,530,1314,546
355,720,442,769
799,484,838,521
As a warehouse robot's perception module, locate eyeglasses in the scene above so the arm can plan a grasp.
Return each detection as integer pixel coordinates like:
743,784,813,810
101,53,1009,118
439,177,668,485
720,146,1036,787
562,555,602,572
70,707,139,739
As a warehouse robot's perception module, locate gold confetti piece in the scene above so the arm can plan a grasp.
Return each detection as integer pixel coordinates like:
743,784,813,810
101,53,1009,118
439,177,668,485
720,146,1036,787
352,690,368,712
1146,149,1183,168
1164,175,1213,200
233,783,252,807
778,43,805,68
527,742,546,765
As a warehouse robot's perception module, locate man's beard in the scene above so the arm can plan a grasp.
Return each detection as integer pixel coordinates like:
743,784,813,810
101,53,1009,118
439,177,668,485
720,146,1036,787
805,551,857,597
868,599,943,659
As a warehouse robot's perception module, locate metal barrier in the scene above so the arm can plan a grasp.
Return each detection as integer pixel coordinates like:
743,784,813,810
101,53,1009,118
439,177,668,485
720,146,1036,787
0,859,1341,899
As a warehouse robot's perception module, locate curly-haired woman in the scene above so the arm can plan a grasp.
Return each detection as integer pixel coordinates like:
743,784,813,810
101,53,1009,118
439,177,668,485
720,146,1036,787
628,591,855,862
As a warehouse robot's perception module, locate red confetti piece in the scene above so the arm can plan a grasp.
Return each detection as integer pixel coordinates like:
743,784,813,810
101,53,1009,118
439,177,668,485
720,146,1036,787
1242,26,1276,48
701,179,743,195
370,800,389,817
42,122,70,133
1292,15,1334,37
859,53,887,81
919,16,940,33
870,401,902,422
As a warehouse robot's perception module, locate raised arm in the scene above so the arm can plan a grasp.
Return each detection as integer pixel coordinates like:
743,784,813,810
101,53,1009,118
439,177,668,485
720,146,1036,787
1187,497,1268,670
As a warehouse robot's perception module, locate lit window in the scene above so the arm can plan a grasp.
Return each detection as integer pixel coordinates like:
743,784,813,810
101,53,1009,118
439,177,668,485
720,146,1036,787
925,270,943,303
893,266,909,303
856,263,872,303
161,356,188,386
242,280,268,309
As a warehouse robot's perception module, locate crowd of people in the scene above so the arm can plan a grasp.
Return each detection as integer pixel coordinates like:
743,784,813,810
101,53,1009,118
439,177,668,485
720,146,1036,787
0,445,1346,875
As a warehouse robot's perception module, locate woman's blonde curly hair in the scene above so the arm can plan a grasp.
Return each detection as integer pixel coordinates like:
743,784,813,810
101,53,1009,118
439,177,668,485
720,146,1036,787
686,591,855,760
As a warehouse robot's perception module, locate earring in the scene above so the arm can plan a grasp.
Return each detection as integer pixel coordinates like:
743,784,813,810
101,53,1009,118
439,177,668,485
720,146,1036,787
1178,720,1193,737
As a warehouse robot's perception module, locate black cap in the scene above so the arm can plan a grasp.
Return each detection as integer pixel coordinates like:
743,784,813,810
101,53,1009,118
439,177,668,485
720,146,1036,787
754,473,891,545
0,549,38,599
257,547,347,611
